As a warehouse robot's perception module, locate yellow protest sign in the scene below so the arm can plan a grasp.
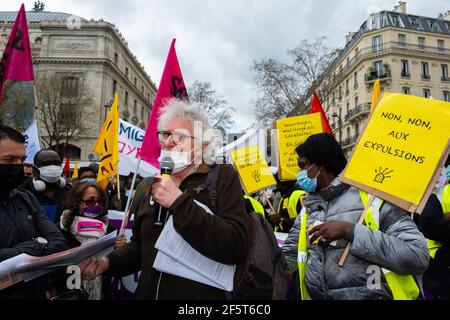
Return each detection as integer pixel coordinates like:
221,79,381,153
342,92,450,213
230,145,277,195
275,113,323,181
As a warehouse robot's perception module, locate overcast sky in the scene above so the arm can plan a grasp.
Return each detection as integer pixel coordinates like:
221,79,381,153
4,0,449,131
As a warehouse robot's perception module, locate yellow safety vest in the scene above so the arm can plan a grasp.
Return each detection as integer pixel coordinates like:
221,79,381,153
297,190,419,300
276,190,306,232
427,184,450,259
244,195,265,218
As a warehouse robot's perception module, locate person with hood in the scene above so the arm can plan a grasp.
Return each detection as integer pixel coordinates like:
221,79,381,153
21,149,71,223
282,133,429,300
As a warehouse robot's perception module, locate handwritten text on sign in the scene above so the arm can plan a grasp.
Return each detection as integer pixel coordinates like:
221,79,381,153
344,92,450,206
276,113,323,181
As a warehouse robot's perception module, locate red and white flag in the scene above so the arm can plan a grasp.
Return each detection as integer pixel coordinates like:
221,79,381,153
140,39,188,168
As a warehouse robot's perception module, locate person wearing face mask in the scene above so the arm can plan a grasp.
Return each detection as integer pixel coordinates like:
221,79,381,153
79,99,250,300
54,182,122,300
416,155,450,299
21,149,72,223
282,133,429,300
0,125,68,300
74,166,97,185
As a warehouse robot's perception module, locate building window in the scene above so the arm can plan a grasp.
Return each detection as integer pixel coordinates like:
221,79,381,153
60,104,78,122
345,79,349,95
125,67,129,78
346,127,351,140
372,35,382,53
112,79,117,95
114,52,118,64
61,77,79,97
438,40,444,53
398,34,406,48
373,60,383,77
443,91,450,102
423,89,431,98
125,91,129,106
410,17,422,30
134,77,137,86
354,96,359,108
354,47,359,58
141,86,144,94
353,72,358,89
428,20,440,32
402,87,410,95
338,86,342,100
418,37,425,50
133,99,137,114
346,102,350,115
141,106,144,119
355,122,360,136
421,62,430,80
401,60,410,77
442,64,449,81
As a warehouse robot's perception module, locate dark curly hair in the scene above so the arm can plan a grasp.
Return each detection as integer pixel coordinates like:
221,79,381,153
61,182,109,231
295,133,347,176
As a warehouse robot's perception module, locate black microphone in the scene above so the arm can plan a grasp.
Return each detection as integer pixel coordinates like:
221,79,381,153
153,156,174,227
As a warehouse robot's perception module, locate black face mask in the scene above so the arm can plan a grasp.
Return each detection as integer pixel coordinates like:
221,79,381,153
0,163,24,193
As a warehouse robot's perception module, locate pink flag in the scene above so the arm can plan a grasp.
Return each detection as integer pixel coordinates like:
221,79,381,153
140,39,187,168
0,4,34,101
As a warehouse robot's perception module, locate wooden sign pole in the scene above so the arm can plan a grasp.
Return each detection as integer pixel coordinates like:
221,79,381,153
262,190,276,216
338,194,375,267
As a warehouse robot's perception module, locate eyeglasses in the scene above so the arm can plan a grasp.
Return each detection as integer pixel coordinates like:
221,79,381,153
157,131,195,145
81,197,103,206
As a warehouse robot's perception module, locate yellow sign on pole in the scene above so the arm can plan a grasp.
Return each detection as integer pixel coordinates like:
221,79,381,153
342,92,450,213
230,145,277,195
275,113,323,181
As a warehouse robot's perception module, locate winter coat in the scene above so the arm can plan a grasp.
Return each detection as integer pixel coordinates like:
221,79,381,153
106,164,250,299
282,179,429,300
0,188,69,299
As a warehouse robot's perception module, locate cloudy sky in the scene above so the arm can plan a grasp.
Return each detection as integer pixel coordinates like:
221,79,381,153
4,0,449,131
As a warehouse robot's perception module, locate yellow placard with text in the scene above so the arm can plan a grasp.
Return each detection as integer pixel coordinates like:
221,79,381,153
343,92,450,211
275,113,323,181
230,145,277,195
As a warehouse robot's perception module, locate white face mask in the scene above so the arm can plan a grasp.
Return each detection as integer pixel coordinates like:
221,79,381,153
158,148,198,174
38,165,63,183
125,189,135,198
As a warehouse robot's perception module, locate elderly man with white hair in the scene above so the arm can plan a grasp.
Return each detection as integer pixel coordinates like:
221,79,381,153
79,99,250,300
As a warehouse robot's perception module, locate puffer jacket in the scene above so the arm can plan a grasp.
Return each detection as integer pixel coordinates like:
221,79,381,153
282,179,429,300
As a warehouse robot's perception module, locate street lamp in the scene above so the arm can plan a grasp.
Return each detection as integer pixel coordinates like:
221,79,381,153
104,98,114,121
332,112,342,145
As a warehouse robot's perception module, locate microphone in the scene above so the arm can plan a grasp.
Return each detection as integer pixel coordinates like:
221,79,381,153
153,156,174,227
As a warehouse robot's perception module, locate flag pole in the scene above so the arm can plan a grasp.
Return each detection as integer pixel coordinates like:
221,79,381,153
116,169,121,201
119,156,142,234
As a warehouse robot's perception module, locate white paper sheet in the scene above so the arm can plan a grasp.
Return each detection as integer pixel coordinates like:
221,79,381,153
153,201,235,292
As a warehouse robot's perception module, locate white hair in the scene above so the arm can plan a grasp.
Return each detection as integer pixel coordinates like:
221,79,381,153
157,98,219,164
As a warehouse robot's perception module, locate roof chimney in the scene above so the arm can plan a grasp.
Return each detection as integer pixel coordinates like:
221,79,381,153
442,10,450,21
394,1,406,14
345,32,354,44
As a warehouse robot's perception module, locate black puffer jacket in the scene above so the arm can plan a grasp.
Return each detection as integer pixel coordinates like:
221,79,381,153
0,188,68,300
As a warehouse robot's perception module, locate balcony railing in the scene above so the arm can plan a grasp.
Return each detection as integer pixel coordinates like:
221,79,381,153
347,104,370,122
401,72,411,78
326,41,450,83
442,76,450,82
421,74,431,81
365,69,391,84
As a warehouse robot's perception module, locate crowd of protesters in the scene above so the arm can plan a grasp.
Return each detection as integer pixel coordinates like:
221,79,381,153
0,99,449,300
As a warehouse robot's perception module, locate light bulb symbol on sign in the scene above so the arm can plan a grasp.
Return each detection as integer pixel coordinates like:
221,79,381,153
374,167,393,184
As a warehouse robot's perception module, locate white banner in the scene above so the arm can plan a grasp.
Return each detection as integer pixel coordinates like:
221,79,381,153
23,120,40,165
118,119,158,177
215,124,267,164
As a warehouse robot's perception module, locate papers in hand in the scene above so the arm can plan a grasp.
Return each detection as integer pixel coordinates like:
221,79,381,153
153,200,235,292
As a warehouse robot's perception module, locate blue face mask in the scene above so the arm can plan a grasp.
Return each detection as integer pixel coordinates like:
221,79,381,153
296,164,319,193
80,177,97,184
445,165,450,179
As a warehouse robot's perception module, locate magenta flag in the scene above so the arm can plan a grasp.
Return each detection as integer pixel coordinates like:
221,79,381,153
0,4,34,100
140,39,188,168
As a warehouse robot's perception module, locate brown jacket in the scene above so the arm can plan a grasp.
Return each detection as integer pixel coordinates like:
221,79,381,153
106,164,250,299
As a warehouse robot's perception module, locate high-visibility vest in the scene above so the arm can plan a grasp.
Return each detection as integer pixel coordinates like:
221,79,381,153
276,190,306,232
427,184,450,259
297,190,419,300
244,195,265,218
